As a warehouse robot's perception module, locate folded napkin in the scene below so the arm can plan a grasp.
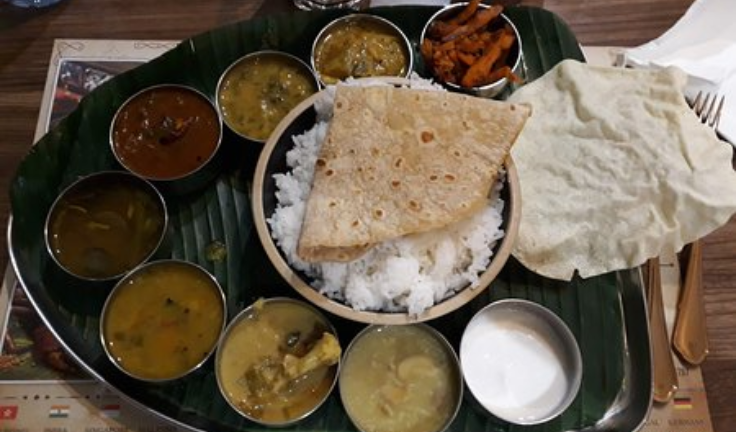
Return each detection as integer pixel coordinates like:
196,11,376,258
624,0,736,145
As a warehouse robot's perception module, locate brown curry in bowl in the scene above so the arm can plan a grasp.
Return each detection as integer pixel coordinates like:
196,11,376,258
110,84,221,181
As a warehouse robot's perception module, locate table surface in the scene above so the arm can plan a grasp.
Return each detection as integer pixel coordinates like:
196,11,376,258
1,0,734,431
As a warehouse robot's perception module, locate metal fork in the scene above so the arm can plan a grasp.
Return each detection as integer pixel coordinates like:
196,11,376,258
690,91,725,128
672,92,725,365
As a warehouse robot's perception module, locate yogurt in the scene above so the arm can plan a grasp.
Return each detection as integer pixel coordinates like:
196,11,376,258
460,301,581,424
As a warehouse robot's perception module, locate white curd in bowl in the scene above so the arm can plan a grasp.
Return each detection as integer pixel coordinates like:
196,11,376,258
460,300,582,425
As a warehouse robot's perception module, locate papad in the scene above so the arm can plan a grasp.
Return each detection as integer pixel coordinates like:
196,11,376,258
509,60,736,280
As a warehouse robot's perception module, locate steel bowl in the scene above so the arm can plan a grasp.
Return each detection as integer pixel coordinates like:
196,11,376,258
44,170,168,284
216,50,319,143
460,299,583,425
339,323,463,432
99,259,226,383
311,13,414,87
419,2,523,98
215,297,341,426
110,84,223,195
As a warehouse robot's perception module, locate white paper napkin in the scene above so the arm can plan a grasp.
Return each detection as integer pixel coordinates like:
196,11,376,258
623,0,736,145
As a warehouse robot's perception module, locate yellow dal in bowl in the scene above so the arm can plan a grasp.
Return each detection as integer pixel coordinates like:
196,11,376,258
217,52,318,142
101,261,225,381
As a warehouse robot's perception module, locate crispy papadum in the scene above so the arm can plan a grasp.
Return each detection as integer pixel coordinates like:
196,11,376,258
509,60,736,280
297,85,530,262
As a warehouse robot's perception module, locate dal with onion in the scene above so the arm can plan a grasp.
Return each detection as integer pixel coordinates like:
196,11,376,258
218,53,318,141
101,261,224,381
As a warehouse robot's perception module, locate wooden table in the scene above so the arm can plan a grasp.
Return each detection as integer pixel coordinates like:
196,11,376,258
1,0,734,430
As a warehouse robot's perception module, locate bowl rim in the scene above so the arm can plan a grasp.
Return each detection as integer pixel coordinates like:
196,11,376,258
310,13,415,87
215,49,320,143
213,296,341,426
98,258,227,383
419,2,523,96
338,323,464,432
43,170,169,282
109,83,224,182
459,298,584,425
251,77,521,325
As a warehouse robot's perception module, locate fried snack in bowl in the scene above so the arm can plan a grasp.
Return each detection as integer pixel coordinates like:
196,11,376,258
420,1,522,98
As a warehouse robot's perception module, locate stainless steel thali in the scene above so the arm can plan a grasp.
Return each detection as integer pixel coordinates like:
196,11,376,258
8,6,652,432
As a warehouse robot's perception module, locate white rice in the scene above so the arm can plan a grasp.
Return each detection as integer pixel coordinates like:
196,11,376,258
267,76,506,315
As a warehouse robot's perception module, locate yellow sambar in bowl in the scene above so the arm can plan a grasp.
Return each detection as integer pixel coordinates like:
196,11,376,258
100,260,226,382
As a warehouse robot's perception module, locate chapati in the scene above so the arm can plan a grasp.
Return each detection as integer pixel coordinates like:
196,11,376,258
297,85,530,262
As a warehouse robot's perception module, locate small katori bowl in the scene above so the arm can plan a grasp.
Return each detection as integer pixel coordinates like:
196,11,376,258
44,170,168,283
216,50,319,143
110,84,223,195
99,259,226,383
420,2,523,98
215,297,341,426
339,323,463,432
460,299,583,425
311,13,414,87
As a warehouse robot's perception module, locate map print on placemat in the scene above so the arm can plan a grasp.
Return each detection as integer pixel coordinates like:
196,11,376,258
0,283,86,381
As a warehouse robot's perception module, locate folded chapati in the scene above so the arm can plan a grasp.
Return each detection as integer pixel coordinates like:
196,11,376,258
509,60,736,280
297,85,530,262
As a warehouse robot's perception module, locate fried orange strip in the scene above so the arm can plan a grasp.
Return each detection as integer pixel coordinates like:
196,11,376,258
456,37,485,55
457,51,477,67
428,20,459,39
460,31,514,87
441,5,502,42
448,0,481,25
481,66,519,85
420,39,434,65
